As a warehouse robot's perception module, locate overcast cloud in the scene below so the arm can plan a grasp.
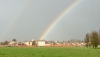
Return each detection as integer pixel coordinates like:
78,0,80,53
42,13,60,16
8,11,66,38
0,0,100,41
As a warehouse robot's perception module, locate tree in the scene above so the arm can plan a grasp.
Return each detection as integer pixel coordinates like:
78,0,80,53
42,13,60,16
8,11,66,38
84,33,90,47
1,40,9,45
90,31,99,48
32,41,36,45
98,30,100,44
12,38,17,42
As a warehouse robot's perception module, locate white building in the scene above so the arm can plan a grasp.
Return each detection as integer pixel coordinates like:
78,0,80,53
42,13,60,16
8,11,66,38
24,41,33,46
24,39,35,46
9,41,18,46
37,40,45,46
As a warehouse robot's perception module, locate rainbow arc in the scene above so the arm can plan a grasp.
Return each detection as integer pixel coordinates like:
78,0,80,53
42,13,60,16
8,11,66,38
39,0,82,40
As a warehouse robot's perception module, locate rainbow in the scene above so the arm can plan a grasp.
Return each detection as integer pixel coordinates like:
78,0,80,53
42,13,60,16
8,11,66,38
39,0,82,40
1,1,30,40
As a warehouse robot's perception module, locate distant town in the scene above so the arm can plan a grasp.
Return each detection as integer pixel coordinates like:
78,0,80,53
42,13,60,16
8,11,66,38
0,38,85,47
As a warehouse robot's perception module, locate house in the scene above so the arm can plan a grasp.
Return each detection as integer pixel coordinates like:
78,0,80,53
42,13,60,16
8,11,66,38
8,41,18,46
24,41,33,46
37,40,45,46
24,39,36,46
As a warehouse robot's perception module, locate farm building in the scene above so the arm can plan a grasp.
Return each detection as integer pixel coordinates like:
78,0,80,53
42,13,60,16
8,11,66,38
24,39,36,46
8,41,18,46
37,40,45,46
24,41,33,46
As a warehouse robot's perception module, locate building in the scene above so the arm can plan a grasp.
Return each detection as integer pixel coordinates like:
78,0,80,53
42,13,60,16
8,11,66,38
37,40,45,46
24,41,33,46
8,41,18,46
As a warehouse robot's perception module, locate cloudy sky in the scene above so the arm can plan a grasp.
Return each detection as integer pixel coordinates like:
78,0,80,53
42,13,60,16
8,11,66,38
0,0,100,41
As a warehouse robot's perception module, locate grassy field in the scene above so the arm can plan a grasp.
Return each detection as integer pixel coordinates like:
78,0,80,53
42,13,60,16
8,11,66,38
0,47,100,57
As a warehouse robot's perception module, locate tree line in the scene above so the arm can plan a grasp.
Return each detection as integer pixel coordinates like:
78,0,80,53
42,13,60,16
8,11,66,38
0,38,17,45
84,30,100,48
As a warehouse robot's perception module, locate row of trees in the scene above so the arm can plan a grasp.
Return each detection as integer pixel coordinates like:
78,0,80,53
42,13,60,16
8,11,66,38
0,38,17,45
84,30,100,48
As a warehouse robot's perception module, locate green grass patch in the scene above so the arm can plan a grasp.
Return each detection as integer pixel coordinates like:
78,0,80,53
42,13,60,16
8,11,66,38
0,47,100,57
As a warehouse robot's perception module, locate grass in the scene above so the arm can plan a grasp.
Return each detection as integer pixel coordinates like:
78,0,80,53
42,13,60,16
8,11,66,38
0,46,100,57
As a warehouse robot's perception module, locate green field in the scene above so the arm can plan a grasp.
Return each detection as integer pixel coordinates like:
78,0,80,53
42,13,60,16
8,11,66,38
0,47,100,57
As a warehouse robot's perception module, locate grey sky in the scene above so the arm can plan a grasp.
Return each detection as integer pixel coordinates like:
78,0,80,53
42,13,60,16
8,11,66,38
0,0,100,41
